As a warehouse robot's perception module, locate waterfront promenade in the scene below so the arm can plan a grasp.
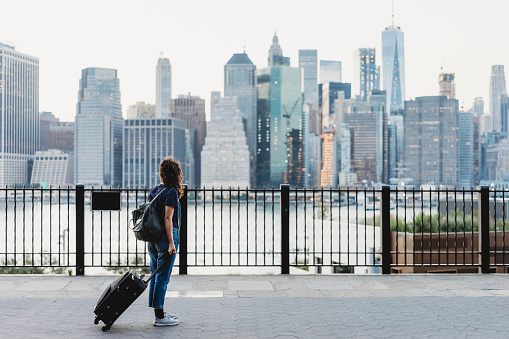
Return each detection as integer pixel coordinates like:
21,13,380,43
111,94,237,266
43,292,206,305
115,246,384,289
1,272,509,338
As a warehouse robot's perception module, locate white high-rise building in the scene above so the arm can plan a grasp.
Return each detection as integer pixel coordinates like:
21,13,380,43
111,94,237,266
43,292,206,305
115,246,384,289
201,97,250,188
224,52,257,183
489,65,507,132
0,43,39,186
30,149,73,186
382,25,406,115
156,57,172,118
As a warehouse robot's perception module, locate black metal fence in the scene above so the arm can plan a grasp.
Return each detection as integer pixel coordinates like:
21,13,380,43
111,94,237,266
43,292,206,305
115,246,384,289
0,185,507,274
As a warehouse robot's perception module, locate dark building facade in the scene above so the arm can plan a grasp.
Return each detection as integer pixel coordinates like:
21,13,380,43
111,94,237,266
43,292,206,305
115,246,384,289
343,109,389,183
404,96,459,186
170,95,206,187
39,112,59,151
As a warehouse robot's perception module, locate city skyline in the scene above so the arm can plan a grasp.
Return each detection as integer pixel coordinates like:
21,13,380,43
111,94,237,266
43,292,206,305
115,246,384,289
1,0,508,121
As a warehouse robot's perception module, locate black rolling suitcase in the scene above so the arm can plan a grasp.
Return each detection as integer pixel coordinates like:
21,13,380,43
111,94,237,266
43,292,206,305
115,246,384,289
93,254,172,331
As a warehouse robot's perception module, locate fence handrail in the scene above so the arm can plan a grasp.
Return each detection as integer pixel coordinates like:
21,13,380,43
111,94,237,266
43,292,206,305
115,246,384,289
1,185,506,275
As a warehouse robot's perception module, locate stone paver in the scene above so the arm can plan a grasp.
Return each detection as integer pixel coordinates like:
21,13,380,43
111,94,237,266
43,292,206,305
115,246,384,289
1,274,509,337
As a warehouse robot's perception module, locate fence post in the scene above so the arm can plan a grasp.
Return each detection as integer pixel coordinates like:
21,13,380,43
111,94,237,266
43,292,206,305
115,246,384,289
479,186,490,274
76,184,85,276
381,185,391,274
179,185,188,275
280,185,290,274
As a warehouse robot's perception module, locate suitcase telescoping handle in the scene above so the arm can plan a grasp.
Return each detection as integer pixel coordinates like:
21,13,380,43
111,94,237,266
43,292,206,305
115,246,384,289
144,252,173,285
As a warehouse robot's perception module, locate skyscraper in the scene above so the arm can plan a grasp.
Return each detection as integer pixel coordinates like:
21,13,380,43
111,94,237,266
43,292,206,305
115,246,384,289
342,108,389,183
201,97,250,188
472,97,484,117
299,50,318,111
268,33,290,66
299,49,318,189
170,94,206,187
49,122,74,153
339,92,389,183
490,65,507,132
320,60,342,84
388,114,404,179
39,112,59,152
320,127,337,188
339,123,357,185
439,73,456,99
501,94,509,137
257,65,304,187
123,117,186,188
458,111,474,188
354,48,379,100
75,67,123,187
382,25,406,115
320,82,351,129
473,117,481,185
0,43,39,186
224,52,257,185
155,57,172,118
404,96,459,186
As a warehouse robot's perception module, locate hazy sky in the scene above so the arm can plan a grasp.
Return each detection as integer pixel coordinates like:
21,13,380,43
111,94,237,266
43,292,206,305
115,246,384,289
1,0,508,121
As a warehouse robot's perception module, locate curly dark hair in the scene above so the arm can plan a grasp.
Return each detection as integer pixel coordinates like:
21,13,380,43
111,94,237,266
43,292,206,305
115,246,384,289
159,156,184,198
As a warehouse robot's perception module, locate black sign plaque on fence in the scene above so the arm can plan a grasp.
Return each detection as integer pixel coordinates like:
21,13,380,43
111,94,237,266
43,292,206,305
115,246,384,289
91,191,121,211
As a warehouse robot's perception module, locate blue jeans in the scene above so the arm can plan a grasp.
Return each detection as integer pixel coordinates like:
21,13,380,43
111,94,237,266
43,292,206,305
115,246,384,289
147,227,179,309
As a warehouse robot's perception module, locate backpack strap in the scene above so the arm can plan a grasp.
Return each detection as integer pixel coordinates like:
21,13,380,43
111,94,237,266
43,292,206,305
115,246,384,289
150,187,166,204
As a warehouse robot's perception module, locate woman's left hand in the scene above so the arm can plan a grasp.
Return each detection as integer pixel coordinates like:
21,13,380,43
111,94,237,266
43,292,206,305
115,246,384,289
168,243,176,256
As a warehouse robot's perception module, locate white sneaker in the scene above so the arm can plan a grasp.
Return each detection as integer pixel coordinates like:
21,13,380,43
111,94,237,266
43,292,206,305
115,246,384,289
153,314,179,326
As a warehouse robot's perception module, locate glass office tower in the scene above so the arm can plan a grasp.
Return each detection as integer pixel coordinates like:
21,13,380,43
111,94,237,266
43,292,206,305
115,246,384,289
382,26,405,115
458,111,474,188
75,68,123,187
0,43,39,186
257,65,304,187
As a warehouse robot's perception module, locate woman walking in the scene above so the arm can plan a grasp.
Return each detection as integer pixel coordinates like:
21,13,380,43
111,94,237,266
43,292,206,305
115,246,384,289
147,156,183,326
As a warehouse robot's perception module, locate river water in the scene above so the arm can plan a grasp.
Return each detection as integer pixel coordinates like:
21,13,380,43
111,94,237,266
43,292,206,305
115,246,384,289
1,200,429,274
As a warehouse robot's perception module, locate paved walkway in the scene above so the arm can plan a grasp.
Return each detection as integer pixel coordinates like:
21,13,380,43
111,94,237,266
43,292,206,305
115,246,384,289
1,273,509,338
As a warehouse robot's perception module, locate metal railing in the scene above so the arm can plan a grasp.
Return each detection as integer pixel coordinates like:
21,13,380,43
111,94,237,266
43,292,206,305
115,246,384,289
0,185,507,274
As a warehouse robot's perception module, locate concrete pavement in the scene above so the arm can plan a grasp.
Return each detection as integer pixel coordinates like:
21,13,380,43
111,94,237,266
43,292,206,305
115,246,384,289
1,273,509,338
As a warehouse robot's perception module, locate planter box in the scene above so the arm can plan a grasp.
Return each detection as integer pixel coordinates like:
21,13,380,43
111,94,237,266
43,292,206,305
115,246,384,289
390,231,509,273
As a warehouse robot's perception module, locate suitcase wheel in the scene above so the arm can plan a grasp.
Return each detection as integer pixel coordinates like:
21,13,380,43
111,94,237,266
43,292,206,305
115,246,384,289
102,324,111,332
94,318,99,325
